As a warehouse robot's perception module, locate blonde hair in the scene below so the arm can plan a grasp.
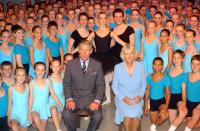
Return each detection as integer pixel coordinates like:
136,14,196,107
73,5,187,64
120,44,136,61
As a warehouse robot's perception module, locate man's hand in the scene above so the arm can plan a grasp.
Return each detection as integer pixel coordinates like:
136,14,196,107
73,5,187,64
89,101,100,111
66,100,75,110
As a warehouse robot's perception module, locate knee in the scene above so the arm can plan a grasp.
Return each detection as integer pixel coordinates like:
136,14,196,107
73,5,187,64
93,111,103,123
62,108,74,120
10,120,17,129
192,109,200,119
179,111,187,118
51,106,57,115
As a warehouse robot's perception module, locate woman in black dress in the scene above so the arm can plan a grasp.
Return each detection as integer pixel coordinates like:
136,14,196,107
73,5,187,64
87,12,127,105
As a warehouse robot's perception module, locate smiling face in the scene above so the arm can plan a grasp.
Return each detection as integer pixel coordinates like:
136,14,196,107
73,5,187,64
114,12,124,25
34,63,45,79
160,31,169,44
14,29,24,40
185,31,195,46
51,60,61,74
153,59,163,72
173,53,184,67
15,69,26,84
78,42,92,61
165,21,174,32
1,65,12,77
191,59,200,73
98,13,107,26
33,27,42,40
131,10,140,21
79,15,88,27
1,31,10,44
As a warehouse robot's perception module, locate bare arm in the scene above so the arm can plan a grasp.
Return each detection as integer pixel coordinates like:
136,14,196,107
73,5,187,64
87,32,95,42
29,45,35,68
182,83,187,106
68,38,75,53
164,86,171,108
7,87,12,126
164,47,173,73
15,55,23,67
110,31,127,47
28,81,33,117
46,48,53,63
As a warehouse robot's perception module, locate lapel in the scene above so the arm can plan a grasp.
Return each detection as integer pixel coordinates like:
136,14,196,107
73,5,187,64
75,58,85,79
84,58,93,78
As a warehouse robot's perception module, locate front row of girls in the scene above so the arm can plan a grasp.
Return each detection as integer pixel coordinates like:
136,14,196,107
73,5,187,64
144,51,200,131
4,59,64,131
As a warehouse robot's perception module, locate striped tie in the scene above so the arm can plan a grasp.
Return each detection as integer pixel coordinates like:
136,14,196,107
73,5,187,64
82,62,86,73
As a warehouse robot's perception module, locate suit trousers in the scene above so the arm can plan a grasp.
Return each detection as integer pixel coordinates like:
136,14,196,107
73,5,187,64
62,106,103,131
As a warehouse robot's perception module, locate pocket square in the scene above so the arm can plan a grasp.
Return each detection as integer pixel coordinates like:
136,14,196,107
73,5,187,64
90,72,97,75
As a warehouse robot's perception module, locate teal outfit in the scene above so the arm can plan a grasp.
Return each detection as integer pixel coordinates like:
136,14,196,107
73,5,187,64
159,47,170,72
0,83,8,118
49,79,65,112
166,69,187,94
155,28,163,37
31,79,51,120
42,33,48,41
143,38,159,74
147,74,170,100
10,85,30,127
0,47,14,65
45,37,62,57
134,26,142,53
29,43,46,78
13,44,29,64
186,74,200,102
194,40,200,53
24,33,33,49
56,28,69,55
173,36,187,51
183,53,192,73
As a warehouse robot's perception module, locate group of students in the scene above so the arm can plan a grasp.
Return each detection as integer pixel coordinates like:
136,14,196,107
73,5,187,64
0,0,200,131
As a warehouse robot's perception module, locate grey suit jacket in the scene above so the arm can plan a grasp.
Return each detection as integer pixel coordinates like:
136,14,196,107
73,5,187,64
63,57,105,107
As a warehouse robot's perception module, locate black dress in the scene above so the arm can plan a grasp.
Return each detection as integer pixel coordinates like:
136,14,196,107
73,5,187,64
71,30,91,57
111,26,134,64
93,31,115,74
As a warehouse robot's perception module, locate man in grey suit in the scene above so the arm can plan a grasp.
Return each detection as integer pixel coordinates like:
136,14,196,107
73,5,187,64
62,40,105,131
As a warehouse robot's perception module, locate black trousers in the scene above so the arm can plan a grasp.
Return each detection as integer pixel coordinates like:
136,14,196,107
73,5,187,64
62,106,103,131
0,116,9,131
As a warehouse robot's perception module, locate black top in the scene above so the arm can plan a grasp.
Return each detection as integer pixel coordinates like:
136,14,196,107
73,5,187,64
111,26,134,63
71,30,91,48
94,31,112,53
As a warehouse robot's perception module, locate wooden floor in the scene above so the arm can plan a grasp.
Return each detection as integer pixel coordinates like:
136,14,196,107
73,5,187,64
28,103,200,131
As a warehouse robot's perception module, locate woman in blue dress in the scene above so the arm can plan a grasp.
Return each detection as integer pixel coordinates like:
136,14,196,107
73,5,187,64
112,44,146,131
7,67,30,131
0,30,15,68
184,55,200,131
41,15,50,40
29,62,63,131
49,59,65,131
56,13,69,55
154,12,164,37
141,20,159,75
183,30,198,73
129,9,145,55
29,26,48,78
24,17,35,49
159,29,173,73
173,24,187,51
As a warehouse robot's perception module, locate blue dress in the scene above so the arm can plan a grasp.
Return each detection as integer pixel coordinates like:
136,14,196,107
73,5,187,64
173,36,187,51
0,47,14,65
13,44,29,64
29,43,46,78
143,38,159,74
0,83,8,118
183,53,192,73
56,27,69,55
24,33,33,49
134,26,142,54
155,28,163,37
147,74,170,100
49,79,65,112
159,47,170,72
186,74,200,102
31,79,51,120
45,37,62,57
166,69,187,94
10,85,30,127
194,40,200,53
112,62,146,125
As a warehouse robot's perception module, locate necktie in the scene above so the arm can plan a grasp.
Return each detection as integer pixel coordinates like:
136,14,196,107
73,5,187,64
82,61,86,73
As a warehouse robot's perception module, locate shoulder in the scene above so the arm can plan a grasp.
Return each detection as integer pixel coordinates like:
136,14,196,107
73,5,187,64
114,62,124,70
127,26,135,33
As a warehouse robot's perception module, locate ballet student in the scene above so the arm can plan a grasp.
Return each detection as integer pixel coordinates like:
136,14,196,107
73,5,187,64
144,57,170,131
7,67,30,131
28,62,63,131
